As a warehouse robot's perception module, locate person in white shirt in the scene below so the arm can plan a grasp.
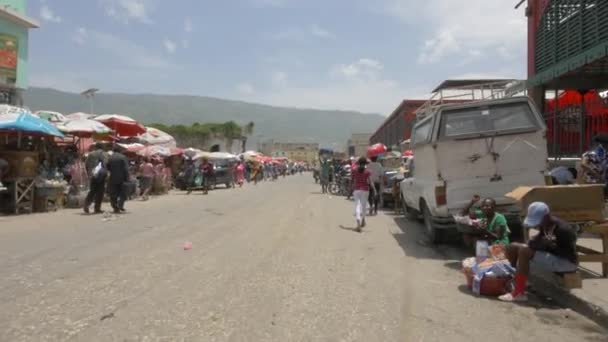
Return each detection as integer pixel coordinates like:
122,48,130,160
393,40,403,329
549,166,577,185
366,156,385,215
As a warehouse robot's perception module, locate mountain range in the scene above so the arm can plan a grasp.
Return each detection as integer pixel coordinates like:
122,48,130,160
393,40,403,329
24,88,385,149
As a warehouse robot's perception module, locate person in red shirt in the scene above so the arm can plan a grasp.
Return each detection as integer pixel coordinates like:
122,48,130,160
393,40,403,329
352,157,374,232
139,159,155,200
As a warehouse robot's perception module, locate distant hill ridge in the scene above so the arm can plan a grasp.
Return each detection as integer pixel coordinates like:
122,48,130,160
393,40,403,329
24,87,384,148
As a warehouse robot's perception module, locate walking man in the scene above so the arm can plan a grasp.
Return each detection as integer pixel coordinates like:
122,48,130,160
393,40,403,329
84,143,108,214
107,145,130,213
367,156,384,215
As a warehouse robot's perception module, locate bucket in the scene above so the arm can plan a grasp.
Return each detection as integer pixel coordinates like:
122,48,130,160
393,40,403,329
463,268,511,297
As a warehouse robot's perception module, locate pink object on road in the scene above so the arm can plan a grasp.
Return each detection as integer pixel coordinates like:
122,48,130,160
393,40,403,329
183,242,193,250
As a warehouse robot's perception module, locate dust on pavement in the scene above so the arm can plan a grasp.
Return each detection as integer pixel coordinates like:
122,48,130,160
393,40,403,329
0,176,606,341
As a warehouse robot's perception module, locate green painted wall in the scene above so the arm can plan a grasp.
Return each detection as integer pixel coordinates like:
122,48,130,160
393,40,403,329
0,0,28,89
0,0,26,14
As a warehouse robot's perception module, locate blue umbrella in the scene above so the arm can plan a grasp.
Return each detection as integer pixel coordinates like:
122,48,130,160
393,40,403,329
0,112,65,138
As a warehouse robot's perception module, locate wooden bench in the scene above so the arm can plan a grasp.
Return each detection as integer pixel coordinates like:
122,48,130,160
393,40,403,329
577,222,608,278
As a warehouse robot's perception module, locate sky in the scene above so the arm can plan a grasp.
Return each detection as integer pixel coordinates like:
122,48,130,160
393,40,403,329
28,0,528,115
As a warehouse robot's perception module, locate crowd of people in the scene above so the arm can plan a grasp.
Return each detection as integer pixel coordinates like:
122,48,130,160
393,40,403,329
83,143,172,214
78,144,311,215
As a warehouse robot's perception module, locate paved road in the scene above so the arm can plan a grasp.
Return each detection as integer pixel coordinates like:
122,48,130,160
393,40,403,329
0,176,606,342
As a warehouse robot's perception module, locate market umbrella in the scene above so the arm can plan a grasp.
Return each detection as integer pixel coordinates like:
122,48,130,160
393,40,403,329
367,143,387,158
56,119,113,137
0,112,65,138
117,142,146,154
66,112,95,120
184,147,202,158
210,152,238,160
193,151,213,160
139,126,176,148
35,110,67,123
0,104,28,115
137,145,172,158
95,114,146,137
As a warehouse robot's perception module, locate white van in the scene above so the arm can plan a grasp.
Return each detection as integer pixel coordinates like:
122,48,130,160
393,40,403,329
400,96,548,243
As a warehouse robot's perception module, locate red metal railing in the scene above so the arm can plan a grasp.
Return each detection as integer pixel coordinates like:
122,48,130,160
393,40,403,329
545,90,608,157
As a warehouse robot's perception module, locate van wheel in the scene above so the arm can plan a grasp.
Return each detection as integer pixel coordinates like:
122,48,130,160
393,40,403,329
422,203,443,244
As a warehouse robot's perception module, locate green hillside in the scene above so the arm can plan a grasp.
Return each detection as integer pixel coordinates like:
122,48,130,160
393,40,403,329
24,88,384,148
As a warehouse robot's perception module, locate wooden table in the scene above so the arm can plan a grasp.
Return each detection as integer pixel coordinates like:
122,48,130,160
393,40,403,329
3,178,35,214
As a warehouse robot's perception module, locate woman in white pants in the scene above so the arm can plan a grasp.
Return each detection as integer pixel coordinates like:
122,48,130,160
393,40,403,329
352,157,373,232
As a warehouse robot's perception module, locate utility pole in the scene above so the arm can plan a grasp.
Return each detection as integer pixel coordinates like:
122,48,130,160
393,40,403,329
81,88,99,115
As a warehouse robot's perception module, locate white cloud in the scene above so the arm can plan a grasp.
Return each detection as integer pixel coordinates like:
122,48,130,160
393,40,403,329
184,18,193,33
271,25,334,41
331,58,384,80
40,4,62,23
237,82,255,95
73,30,175,69
163,39,176,54
271,71,288,87
72,27,88,45
384,0,526,65
310,24,333,39
100,0,154,24
248,59,426,114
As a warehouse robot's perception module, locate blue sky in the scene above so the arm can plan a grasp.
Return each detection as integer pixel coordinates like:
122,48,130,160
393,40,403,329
29,0,528,114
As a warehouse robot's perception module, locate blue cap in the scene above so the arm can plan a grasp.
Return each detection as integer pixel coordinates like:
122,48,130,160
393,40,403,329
523,202,550,228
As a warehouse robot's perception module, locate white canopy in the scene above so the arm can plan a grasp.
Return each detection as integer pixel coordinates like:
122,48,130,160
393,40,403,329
56,119,112,137
139,126,176,148
210,152,238,160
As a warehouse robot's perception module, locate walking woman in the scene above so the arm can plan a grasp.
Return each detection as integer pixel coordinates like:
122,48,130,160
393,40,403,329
234,160,245,187
352,157,374,232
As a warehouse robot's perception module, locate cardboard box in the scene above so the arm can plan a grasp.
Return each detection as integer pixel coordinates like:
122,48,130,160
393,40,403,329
506,185,605,223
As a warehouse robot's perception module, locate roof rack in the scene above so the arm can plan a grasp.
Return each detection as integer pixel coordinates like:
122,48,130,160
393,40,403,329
415,79,527,119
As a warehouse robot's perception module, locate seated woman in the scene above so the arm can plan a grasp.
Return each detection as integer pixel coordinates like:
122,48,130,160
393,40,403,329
461,195,510,246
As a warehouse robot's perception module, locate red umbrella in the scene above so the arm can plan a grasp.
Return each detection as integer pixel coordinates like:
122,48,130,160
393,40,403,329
367,143,387,158
402,150,414,157
95,114,146,137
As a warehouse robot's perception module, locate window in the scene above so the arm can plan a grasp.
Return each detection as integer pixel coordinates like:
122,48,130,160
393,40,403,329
413,119,432,146
439,102,538,139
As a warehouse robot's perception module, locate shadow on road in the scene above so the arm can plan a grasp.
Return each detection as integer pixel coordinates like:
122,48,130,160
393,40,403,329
339,225,362,233
391,216,462,261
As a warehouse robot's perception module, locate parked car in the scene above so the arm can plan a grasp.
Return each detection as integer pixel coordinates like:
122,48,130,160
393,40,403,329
400,97,548,243
211,158,235,188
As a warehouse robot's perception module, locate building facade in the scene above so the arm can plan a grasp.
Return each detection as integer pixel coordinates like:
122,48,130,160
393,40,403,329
526,0,608,157
369,100,424,150
0,0,38,106
260,142,319,164
347,133,372,157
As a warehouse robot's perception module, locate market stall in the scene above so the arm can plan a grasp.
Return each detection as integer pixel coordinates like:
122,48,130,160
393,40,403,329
0,111,66,214
95,114,146,137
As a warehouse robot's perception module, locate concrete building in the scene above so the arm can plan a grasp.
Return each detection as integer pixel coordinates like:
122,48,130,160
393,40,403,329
0,0,38,106
347,133,372,158
260,142,319,164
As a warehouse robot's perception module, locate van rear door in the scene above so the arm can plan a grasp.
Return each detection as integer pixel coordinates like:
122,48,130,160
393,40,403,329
434,99,548,211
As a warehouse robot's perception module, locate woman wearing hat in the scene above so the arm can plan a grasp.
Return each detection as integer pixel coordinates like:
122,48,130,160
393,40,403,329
352,157,374,232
